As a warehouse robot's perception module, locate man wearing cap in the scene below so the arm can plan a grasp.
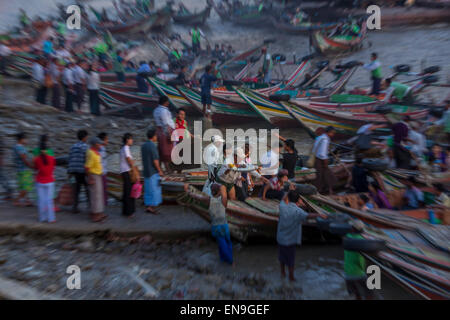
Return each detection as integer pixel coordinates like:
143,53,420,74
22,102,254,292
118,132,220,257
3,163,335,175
85,137,107,222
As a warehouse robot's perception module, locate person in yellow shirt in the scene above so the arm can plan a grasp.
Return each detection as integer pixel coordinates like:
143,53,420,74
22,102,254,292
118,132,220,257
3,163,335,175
85,137,107,222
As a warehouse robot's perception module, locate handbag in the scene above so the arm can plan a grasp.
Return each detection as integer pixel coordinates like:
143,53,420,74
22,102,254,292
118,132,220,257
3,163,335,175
130,166,140,184
130,182,142,199
55,183,74,206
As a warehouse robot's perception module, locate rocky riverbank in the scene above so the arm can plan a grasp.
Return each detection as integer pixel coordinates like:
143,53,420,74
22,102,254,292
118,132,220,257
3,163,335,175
0,231,352,300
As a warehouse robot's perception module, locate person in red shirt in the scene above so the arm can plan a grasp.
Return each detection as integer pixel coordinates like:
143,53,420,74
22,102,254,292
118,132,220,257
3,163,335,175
33,135,56,223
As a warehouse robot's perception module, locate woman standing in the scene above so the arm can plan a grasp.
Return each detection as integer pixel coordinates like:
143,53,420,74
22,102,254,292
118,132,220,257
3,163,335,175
87,63,100,116
85,137,107,222
33,135,56,223
120,133,139,217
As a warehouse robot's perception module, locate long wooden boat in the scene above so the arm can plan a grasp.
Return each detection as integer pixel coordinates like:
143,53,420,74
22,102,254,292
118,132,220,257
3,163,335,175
270,16,339,34
175,85,261,125
365,253,450,300
0,21,53,52
235,88,298,127
211,59,313,104
416,0,450,8
99,86,159,110
173,5,212,25
312,21,367,55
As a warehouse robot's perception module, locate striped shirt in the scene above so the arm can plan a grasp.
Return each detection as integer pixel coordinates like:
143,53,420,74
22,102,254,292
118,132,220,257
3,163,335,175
68,141,88,173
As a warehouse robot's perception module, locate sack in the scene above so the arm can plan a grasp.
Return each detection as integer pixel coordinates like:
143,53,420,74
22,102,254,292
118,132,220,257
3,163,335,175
130,182,142,199
202,179,212,196
306,144,316,168
130,166,140,184
56,183,74,206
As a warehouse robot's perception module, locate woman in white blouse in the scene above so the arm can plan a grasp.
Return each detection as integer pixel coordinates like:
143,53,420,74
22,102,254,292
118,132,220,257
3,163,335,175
120,133,139,217
87,63,101,116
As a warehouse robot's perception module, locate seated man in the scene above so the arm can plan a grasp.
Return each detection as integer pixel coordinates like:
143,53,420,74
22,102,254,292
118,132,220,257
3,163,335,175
262,169,289,201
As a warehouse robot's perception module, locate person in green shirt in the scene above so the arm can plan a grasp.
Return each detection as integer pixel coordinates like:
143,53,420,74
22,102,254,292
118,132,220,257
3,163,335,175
112,50,125,82
190,27,203,56
384,78,414,104
94,41,108,69
344,220,376,300
19,9,31,29
360,52,382,95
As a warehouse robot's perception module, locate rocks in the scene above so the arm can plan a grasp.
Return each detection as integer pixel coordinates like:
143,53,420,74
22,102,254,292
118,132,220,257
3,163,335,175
243,272,267,288
190,253,217,274
15,267,47,281
11,234,27,244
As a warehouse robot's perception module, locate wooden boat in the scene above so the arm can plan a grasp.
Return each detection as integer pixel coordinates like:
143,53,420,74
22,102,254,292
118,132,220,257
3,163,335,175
270,16,338,34
365,253,450,300
330,192,450,226
235,88,298,128
211,59,313,104
173,5,212,25
283,100,429,139
99,86,159,110
176,86,262,125
312,194,450,232
177,186,278,242
416,0,450,8
312,21,367,56
0,21,53,52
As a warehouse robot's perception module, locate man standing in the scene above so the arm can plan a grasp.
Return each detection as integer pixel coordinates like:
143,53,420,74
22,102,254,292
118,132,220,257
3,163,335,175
361,53,382,95
313,126,336,195
85,137,107,222
49,57,61,109
136,61,151,93
62,61,75,112
153,96,175,173
68,130,89,213
190,26,203,56
72,60,87,112
200,65,217,117
141,128,165,214
113,50,126,82
277,190,318,282
261,46,273,84
32,58,47,105
392,116,411,169
204,135,225,185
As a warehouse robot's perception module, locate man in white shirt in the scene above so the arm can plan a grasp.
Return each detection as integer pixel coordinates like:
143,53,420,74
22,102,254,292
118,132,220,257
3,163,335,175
72,59,87,112
153,96,175,172
313,126,336,195
0,44,11,74
360,52,382,95
49,57,61,109
260,143,281,177
32,58,47,104
62,61,75,112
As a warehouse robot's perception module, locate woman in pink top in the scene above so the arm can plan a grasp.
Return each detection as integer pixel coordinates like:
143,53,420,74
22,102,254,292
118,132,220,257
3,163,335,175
33,135,56,223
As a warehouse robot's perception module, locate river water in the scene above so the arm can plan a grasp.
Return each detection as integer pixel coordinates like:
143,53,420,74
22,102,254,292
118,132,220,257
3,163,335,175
1,0,448,299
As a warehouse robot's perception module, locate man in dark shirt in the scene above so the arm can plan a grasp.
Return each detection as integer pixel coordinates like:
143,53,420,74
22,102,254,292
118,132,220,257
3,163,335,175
351,158,369,193
141,128,164,214
200,65,217,117
281,139,298,180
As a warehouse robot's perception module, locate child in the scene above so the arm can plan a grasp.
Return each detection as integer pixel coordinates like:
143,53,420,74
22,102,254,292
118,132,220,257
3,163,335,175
359,194,374,211
262,169,289,201
368,181,393,210
13,132,33,207
209,183,233,265
402,177,424,210
277,189,318,281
